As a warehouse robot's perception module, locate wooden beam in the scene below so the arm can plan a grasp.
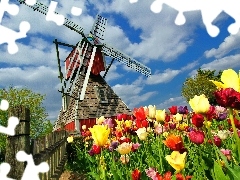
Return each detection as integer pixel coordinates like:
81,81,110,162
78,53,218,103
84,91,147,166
54,39,64,83
53,39,76,48
103,58,115,79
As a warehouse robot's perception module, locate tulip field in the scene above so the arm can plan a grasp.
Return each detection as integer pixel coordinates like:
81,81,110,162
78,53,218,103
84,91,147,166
65,69,240,180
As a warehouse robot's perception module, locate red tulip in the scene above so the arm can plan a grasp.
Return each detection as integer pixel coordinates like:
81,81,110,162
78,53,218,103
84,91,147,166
169,106,178,115
206,106,216,120
191,113,204,128
163,171,172,180
133,107,147,121
165,114,170,122
119,137,131,144
189,130,205,145
213,136,222,147
117,114,128,121
214,88,240,110
135,119,148,129
131,169,141,180
92,145,101,154
227,118,240,129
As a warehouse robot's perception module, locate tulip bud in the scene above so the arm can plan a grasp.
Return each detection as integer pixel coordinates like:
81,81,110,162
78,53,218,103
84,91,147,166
148,105,156,119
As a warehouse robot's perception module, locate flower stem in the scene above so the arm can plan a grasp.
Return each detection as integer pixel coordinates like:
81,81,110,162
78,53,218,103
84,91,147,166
203,116,221,164
158,134,164,173
229,108,240,162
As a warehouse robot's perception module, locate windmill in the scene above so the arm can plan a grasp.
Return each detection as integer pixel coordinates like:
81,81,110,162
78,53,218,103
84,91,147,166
18,0,152,132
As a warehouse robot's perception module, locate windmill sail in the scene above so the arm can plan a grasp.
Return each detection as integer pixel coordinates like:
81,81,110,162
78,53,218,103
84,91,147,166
18,0,84,34
90,15,107,41
102,43,151,77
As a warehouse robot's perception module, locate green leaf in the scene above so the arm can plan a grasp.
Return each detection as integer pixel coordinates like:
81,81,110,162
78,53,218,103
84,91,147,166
217,149,240,179
213,161,230,180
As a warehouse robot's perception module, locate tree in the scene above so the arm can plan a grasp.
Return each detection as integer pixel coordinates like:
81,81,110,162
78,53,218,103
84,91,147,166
0,86,53,152
181,68,222,105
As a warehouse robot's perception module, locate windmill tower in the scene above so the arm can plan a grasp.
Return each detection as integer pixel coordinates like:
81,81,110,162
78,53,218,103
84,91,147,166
18,0,152,133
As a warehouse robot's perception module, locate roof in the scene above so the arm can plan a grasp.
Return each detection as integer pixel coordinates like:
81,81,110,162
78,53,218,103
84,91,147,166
53,72,132,131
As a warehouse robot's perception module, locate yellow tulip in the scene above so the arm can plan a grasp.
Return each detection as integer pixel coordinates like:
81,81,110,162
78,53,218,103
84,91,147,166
148,105,156,119
177,122,188,131
89,125,110,147
210,69,240,92
173,113,183,122
155,109,166,122
203,121,212,129
189,94,210,114
116,142,132,155
116,120,124,126
125,120,133,128
165,151,187,172
136,127,148,140
139,132,148,140
67,136,73,143
163,132,169,137
96,116,105,125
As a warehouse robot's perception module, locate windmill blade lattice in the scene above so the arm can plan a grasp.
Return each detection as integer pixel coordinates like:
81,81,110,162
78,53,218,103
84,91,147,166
90,15,107,41
18,0,84,34
102,43,151,77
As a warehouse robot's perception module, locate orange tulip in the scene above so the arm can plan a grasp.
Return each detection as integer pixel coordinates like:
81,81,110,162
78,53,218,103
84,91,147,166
163,134,184,151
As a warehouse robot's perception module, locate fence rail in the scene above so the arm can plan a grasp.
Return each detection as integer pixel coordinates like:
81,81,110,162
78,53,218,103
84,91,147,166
5,106,68,180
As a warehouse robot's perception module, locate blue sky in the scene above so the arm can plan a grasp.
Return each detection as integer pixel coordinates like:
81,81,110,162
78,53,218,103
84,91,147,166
1,0,240,123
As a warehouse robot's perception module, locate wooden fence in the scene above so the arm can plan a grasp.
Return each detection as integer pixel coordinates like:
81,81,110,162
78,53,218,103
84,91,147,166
5,106,68,180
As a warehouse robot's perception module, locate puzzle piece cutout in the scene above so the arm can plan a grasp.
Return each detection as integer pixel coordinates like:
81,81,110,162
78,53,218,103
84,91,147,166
0,21,30,54
46,1,82,25
0,151,49,180
16,151,49,180
25,0,36,6
0,99,9,111
0,0,32,54
129,0,138,3
71,6,82,16
0,116,20,136
129,0,240,37
0,99,19,136
0,163,15,180
46,1,65,26
0,0,19,23
150,0,240,37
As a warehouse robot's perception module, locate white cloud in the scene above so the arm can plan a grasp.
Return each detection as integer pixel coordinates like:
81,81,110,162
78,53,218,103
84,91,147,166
145,69,181,85
204,31,240,59
201,54,240,71
157,96,188,110
112,78,158,109
0,66,61,122
181,60,199,71
85,0,198,62
100,62,123,82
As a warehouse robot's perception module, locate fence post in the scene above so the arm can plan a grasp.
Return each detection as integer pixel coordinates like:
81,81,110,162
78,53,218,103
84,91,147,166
5,106,30,179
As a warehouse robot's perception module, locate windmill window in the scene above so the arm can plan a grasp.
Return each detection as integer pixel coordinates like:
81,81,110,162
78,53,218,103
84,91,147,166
94,86,108,103
62,95,70,111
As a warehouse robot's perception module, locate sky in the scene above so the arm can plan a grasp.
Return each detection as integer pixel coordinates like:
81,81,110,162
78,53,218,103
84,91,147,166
1,0,240,123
